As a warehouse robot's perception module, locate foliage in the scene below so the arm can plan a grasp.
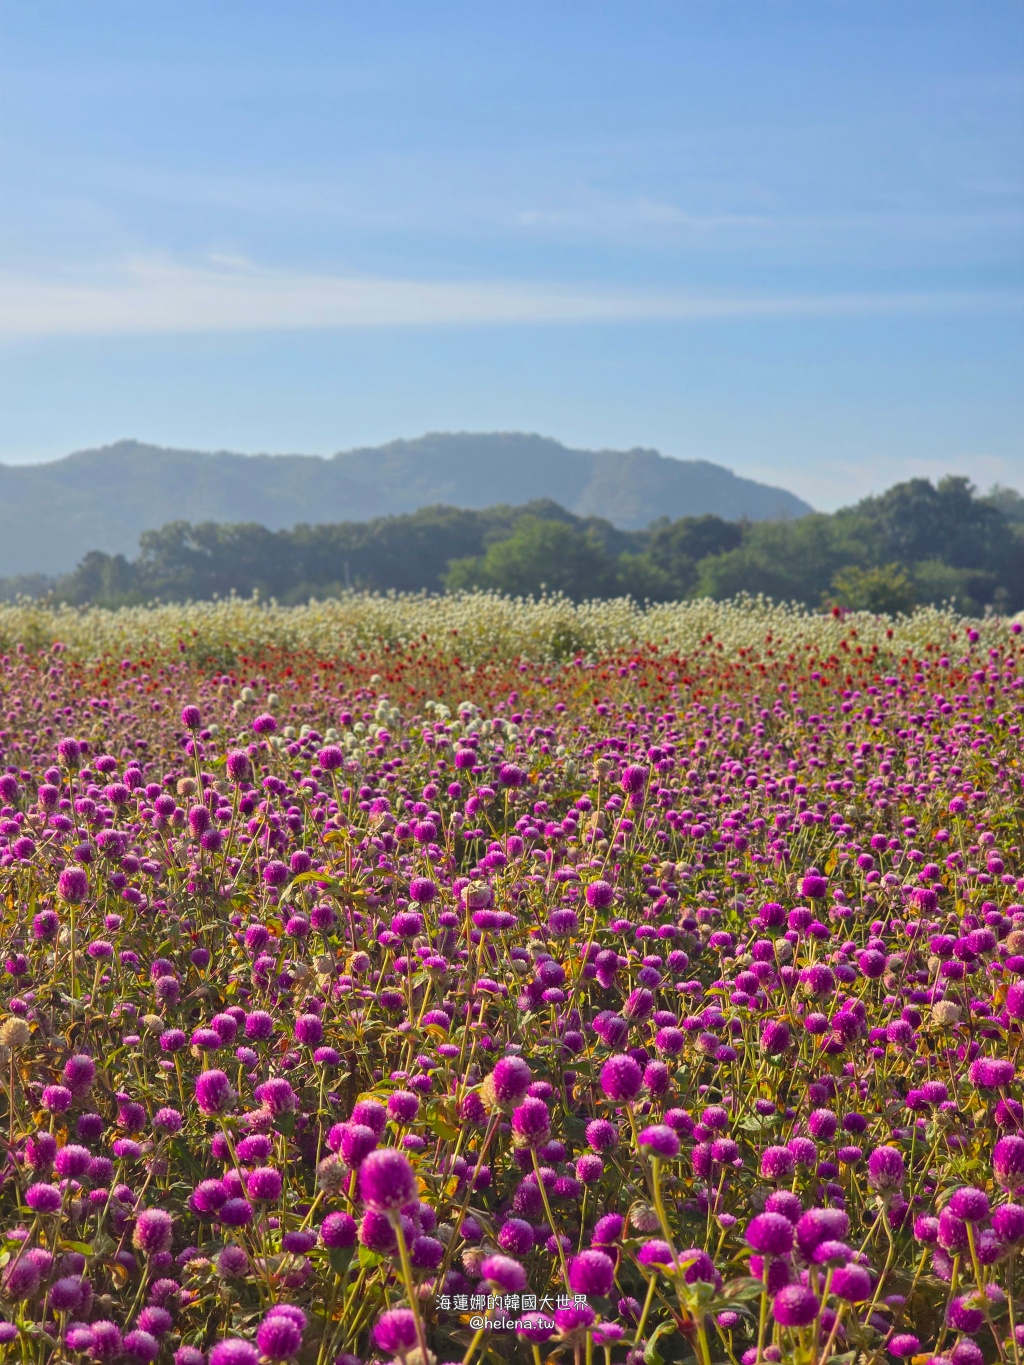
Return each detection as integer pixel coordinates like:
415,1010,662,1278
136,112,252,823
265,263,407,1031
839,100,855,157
4,475,1023,614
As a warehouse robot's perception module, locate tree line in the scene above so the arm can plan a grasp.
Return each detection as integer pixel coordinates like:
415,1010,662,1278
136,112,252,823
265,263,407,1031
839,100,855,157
3,476,1023,614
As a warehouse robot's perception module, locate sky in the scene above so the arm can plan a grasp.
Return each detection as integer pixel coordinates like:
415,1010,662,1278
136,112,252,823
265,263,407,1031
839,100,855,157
0,1,1021,509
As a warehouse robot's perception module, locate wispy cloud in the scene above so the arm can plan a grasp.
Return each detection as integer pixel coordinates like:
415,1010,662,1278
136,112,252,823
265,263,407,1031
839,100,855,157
0,256,1019,337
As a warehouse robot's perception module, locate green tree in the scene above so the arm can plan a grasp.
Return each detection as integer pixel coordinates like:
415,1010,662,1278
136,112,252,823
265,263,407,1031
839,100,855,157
444,517,618,600
829,563,916,614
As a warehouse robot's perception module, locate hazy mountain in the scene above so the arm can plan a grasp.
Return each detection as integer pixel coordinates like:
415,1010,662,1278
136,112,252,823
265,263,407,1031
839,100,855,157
0,432,811,575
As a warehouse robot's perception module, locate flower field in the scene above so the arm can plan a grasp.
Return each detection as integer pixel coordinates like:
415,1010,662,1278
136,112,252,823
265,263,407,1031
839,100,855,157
0,594,1019,1365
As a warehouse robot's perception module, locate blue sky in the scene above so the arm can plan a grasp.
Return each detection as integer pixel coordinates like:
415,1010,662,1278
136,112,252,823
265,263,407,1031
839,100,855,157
0,1,1021,508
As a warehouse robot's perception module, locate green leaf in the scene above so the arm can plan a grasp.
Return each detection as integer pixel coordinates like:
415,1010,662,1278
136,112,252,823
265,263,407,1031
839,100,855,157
643,1320,677,1365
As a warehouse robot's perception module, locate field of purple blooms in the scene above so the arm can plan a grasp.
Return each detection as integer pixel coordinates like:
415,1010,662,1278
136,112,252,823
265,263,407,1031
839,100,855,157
0,612,1020,1365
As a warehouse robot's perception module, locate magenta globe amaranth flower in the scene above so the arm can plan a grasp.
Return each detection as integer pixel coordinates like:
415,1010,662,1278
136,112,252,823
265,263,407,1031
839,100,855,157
373,1308,418,1356
888,1334,921,1359
600,1053,643,1102
568,1249,615,1297
482,1054,532,1109
994,1135,1024,1190
194,1069,235,1117
321,1211,357,1248
773,1284,820,1327
132,1208,173,1255
639,1124,680,1159
867,1145,905,1193
481,1253,528,1292
745,1213,794,1256
209,1343,259,1365
358,1148,416,1212
511,1096,551,1148
246,1166,283,1202
256,1306,305,1362
831,1263,872,1302
57,867,88,903
969,1056,1015,1090
799,871,828,899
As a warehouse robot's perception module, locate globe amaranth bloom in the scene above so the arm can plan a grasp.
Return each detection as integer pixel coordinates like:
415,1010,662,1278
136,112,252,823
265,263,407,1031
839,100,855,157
568,1249,615,1297
209,1343,259,1365
994,1135,1024,1190
373,1308,418,1355
830,1263,872,1302
57,867,88,903
745,1213,794,1257
321,1211,357,1248
867,1145,905,1193
481,1254,528,1292
511,1097,551,1149
246,1166,283,1202
498,1218,534,1255
947,1186,988,1222
358,1148,417,1212
132,1208,173,1255
772,1284,820,1327
600,1054,643,1102
481,1055,532,1110
638,1124,680,1159
194,1069,235,1117
969,1057,1015,1090
256,1306,305,1362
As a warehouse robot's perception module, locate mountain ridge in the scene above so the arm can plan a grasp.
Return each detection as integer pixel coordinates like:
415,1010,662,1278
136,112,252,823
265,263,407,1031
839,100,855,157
0,432,812,576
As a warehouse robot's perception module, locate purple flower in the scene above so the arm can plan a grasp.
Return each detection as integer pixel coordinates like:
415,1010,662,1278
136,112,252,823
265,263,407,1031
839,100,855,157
209,1343,260,1365
745,1213,794,1256
192,1179,228,1214
481,1254,528,1292
123,1329,160,1364
358,1148,416,1212
194,1069,235,1117
772,1285,820,1327
246,1166,283,1202
262,860,290,887
621,764,648,794
387,1090,420,1123
600,1054,643,1102
373,1309,418,1355
799,872,828,899
992,1202,1024,1243
831,1263,872,1302
638,1124,680,1159
2,1257,40,1300
586,1118,619,1151
585,880,615,909
57,867,88,902
888,1334,920,1358
948,1186,988,1223
339,1123,378,1168
511,1097,551,1148
499,1218,534,1255
994,1135,1024,1190
256,1307,305,1361
25,1182,62,1213
759,1146,796,1181
132,1208,174,1255
486,1055,532,1107
218,1198,254,1228
969,1056,1015,1089
568,1249,615,1297
867,1145,905,1192
321,1212,357,1248
63,1053,96,1095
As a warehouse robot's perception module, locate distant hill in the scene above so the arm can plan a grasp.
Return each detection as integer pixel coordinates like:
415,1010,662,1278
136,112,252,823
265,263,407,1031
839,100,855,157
0,432,811,575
